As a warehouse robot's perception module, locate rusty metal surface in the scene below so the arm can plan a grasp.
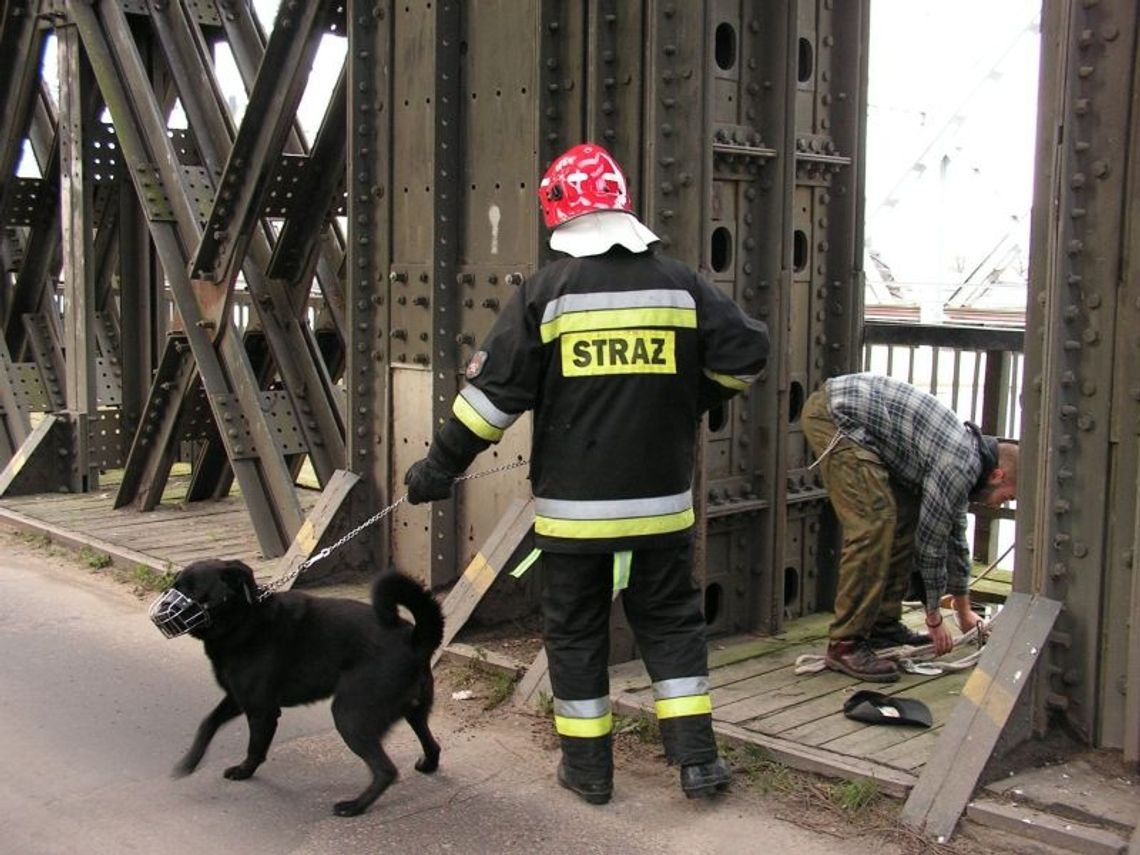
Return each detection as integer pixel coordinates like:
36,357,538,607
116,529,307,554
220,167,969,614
1021,0,1139,753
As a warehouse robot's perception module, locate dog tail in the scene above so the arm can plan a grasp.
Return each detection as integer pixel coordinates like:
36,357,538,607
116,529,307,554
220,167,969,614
372,570,445,658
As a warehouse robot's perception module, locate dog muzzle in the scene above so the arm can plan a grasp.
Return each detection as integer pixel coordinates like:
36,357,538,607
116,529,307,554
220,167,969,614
149,588,210,639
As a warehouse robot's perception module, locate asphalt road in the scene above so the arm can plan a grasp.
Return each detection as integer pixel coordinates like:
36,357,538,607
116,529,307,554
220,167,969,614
0,533,856,855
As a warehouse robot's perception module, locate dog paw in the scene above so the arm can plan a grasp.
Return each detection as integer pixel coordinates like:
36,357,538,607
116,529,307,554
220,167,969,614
333,799,365,817
223,764,255,780
415,754,440,774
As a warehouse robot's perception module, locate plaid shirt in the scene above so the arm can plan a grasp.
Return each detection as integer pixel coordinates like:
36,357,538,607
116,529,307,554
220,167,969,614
824,373,982,611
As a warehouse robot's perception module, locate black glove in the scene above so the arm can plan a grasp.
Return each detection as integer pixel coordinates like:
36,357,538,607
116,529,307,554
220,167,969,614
404,456,456,504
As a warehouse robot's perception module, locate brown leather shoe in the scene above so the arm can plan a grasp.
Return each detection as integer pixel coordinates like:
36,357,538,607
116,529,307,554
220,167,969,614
825,639,901,682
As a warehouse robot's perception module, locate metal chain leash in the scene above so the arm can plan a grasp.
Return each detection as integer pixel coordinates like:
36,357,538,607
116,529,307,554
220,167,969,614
257,458,528,599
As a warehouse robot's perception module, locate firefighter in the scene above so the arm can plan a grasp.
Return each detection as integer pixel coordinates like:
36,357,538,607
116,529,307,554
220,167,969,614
405,143,769,805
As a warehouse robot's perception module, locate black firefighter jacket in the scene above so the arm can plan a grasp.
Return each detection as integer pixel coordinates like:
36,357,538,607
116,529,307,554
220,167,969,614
432,247,770,554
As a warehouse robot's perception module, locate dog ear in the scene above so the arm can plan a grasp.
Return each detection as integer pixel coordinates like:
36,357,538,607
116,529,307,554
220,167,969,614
221,560,258,602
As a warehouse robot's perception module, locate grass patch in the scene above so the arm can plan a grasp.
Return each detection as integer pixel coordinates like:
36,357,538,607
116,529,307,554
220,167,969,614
14,531,52,550
127,564,176,594
452,647,521,710
483,671,518,710
79,547,113,570
535,690,554,717
827,777,880,813
613,711,660,744
722,744,798,794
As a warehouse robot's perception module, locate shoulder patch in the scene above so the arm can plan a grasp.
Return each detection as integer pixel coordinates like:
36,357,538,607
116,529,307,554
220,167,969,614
465,350,488,379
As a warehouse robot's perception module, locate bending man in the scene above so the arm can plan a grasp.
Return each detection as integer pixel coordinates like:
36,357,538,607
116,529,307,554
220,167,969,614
802,373,1018,682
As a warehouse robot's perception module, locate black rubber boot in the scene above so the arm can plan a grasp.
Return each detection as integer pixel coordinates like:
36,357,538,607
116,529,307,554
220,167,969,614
680,756,732,799
557,760,612,805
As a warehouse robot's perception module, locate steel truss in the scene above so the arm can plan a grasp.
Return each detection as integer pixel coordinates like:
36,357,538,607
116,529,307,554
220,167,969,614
1,0,1136,760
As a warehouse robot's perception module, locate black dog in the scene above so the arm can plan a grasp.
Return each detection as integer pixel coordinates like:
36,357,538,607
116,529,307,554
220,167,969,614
165,558,444,816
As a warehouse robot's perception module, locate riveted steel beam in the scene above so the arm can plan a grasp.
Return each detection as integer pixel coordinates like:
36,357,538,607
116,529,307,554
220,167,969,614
644,0,707,265
215,1,347,349
427,0,463,587
449,1,543,582
72,0,302,555
59,24,100,490
143,0,345,502
0,337,29,459
586,0,643,183
0,0,46,227
187,0,326,295
345,0,395,574
536,0,586,268
1022,0,1139,749
1,53,62,368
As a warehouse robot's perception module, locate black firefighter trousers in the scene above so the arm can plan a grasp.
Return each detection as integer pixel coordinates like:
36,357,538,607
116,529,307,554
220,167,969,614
540,541,718,780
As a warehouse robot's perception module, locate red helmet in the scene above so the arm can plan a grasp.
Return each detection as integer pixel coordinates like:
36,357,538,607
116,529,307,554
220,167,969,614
538,143,633,229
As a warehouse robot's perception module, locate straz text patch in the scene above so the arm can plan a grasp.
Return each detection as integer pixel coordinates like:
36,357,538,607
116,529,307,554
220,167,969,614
560,329,676,376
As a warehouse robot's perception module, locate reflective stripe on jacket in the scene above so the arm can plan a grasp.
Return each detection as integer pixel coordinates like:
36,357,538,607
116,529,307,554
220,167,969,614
446,248,769,553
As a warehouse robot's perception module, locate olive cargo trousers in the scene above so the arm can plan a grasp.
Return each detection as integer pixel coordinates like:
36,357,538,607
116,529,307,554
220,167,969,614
801,387,920,641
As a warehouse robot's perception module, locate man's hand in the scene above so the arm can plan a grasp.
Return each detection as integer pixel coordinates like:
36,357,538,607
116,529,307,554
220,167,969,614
404,457,456,504
951,595,983,635
926,612,954,656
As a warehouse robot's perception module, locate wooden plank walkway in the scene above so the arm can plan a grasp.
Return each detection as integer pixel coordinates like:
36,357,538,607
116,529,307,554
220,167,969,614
0,468,321,579
610,611,977,794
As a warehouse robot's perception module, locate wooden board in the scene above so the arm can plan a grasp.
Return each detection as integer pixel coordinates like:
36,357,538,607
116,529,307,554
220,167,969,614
433,497,534,667
967,799,1131,855
900,593,1062,842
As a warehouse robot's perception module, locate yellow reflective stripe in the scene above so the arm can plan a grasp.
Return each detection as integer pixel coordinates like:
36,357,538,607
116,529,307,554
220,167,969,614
509,548,542,579
535,507,695,539
540,307,697,343
704,368,750,391
452,395,504,442
655,695,713,719
612,551,631,591
554,711,613,738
